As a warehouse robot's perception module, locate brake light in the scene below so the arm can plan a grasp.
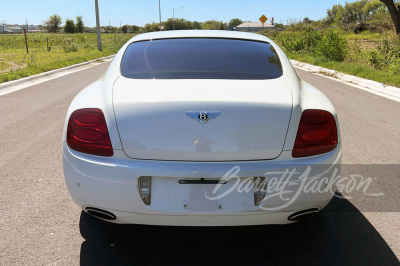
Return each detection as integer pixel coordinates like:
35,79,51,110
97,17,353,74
67,108,113,157
292,110,338,158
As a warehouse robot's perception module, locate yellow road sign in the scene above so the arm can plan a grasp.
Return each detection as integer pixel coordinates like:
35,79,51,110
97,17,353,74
259,15,268,24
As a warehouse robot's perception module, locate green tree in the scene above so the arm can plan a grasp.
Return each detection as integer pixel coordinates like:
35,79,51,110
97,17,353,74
103,26,118,33
340,0,383,23
143,23,152,32
75,16,85,33
131,25,140,33
341,0,366,23
164,18,193,30
192,21,203,29
45,14,62,33
64,19,75,33
334,5,345,23
122,25,128,34
327,4,344,24
379,0,400,35
219,21,225,30
229,18,243,27
164,18,173,30
202,20,219,30
364,0,385,15
185,20,193,29
149,22,160,32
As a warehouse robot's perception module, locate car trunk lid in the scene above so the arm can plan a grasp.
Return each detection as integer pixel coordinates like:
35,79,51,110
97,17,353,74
113,77,293,161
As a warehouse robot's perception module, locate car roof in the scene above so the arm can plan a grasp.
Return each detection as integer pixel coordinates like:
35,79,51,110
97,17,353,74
128,30,272,44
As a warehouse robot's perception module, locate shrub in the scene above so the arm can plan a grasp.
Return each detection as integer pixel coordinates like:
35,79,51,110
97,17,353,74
288,22,314,32
63,43,78,53
281,34,307,53
369,51,384,69
369,40,400,72
263,29,281,39
388,59,400,75
83,43,92,49
317,30,348,61
303,31,323,52
278,30,322,53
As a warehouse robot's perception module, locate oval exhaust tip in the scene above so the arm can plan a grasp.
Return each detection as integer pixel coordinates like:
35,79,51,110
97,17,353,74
288,208,319,222
85,207,116,221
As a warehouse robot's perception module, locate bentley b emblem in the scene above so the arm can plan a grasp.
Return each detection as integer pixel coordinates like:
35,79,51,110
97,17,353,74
198,113,208,122
185,111,221,124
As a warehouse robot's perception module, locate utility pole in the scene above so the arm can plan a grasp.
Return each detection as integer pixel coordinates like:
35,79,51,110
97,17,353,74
95,0,102,51
26,19,28,33
159,0,162,31
173,7,184,30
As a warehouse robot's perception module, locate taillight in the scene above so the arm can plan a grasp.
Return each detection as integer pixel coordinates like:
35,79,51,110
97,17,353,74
67,108,113,157
292,110,338,158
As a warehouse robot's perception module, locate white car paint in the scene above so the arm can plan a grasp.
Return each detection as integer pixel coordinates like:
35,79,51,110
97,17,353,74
113,77,293,161
62,30,341,226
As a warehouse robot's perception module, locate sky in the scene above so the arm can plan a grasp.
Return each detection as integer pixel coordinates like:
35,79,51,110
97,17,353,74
1,0,351,27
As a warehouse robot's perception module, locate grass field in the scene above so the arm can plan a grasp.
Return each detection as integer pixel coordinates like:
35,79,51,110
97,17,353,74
287,52,400,87
1,31,399,88
264,29,400,88
0,33,135,84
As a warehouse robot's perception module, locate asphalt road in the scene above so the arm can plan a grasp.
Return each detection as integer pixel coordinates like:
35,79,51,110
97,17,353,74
0,63,399,265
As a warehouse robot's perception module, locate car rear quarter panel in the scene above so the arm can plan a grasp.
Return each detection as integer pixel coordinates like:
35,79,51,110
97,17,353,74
282,78,341,151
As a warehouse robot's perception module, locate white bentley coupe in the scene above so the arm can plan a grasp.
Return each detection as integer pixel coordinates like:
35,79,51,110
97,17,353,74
62,30,341,226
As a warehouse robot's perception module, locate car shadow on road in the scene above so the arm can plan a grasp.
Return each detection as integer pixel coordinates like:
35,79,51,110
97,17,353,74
79,197,399,265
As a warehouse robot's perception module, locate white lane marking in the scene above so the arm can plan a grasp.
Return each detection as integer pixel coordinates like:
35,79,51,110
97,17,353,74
292,60,400,103
0,57,113,97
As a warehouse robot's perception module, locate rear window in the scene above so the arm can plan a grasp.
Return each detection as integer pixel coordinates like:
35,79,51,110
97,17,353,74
120,38,283,80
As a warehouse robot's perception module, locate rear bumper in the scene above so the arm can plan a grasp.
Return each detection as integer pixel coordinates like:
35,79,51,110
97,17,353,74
62,142,341,226
81,205,328,226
